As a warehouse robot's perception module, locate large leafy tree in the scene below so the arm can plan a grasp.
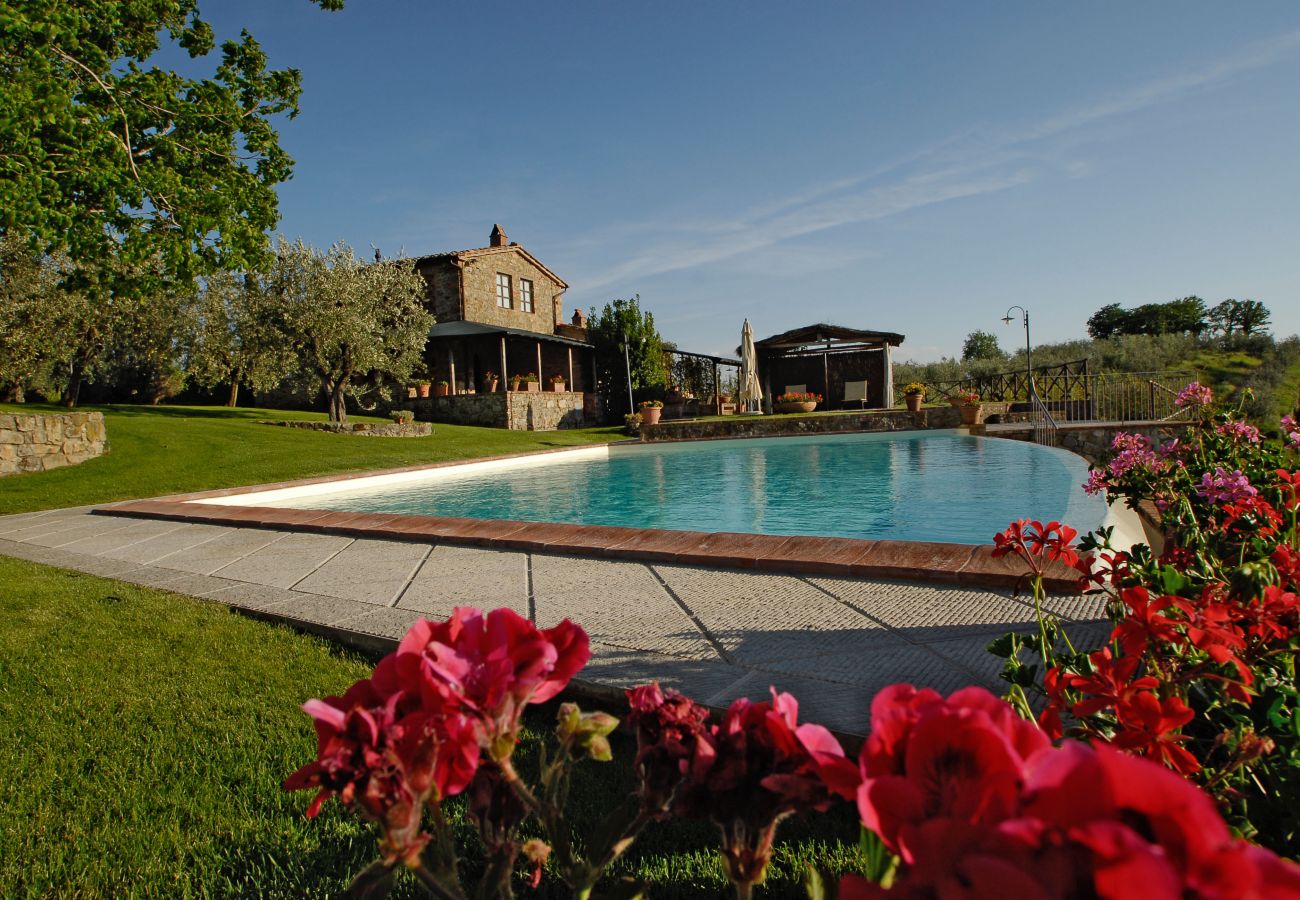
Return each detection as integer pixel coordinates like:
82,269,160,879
587,295,666,417
961,330,1004,362
0,0,341,280
261,240,433,424
0,231,70,401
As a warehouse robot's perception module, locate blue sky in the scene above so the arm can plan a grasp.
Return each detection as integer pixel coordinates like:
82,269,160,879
197,2,1299,361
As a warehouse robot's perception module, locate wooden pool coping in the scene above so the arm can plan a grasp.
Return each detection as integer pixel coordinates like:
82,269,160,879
89,446,1082,594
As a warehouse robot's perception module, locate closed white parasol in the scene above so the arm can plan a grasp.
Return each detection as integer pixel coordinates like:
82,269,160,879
738,318,763,414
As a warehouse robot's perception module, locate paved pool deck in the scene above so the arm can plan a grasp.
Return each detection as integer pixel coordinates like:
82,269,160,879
0,506,1109,736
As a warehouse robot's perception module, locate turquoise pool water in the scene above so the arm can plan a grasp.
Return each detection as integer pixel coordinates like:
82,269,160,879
269,431,1105,545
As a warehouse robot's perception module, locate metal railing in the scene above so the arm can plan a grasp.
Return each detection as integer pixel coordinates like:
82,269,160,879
900,369,1198,424
1029,383,1059,446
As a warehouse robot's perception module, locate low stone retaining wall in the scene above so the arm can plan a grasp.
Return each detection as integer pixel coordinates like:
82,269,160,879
259,420,432,437
641,405,963,441
0,411,107,475
982,420,1191,464
417,391,585,431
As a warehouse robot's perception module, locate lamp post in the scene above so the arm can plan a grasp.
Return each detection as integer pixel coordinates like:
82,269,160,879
1002,306,1032,398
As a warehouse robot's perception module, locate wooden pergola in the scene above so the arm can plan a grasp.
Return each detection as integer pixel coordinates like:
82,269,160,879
753,323,905,410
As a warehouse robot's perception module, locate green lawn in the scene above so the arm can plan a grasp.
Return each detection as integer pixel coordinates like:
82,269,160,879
0,403,624,515
0,557,864,897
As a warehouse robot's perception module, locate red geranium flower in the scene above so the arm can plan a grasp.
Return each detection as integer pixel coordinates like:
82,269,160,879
624,682,711,816
398,608,590,760
1065,647,1159,718
1111,586,1183,656
677,688,856,891
1112,692,1199,775
284,653,479,865
856,686,1049,856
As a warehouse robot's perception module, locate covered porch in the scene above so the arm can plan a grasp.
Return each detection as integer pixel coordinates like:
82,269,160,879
422,322,595,430
754,323,904,411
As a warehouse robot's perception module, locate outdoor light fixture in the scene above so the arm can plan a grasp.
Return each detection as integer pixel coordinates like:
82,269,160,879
1002,305,1032,395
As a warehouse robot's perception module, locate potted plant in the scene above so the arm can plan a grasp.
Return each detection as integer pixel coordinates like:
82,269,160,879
509,373,524,392
549,373,567,392
434,380,450,398
482,371,499,393
955,390,982,426
416,381,432,399
623,412,642,435
390,409,414,425
524,372,541,393
773,391,821,414
638,399,663,426
903,382,926,412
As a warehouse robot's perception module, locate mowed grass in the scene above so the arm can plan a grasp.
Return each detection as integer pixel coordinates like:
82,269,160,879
0,557,865,897
0,403,624,515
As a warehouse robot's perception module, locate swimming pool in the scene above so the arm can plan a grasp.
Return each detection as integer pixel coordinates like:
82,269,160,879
235,430,1107,545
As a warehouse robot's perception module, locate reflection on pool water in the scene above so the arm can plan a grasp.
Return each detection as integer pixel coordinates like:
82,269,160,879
261,430,1106,545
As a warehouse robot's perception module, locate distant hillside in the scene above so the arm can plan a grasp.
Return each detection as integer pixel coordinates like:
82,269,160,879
895,333,1300,425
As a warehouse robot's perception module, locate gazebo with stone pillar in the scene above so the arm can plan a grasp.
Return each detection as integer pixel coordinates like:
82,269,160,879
753,323,904,411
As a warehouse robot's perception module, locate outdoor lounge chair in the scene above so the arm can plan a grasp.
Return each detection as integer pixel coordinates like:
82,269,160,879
843,380,869,409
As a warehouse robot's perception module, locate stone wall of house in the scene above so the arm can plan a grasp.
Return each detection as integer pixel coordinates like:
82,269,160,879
506,391,584,430
0,412,107,476
459,250,564,335
415,258,463,323
418,391,586,431
641,405,962,441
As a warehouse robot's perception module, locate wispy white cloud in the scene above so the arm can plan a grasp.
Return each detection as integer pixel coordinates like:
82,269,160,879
571,27,1300,296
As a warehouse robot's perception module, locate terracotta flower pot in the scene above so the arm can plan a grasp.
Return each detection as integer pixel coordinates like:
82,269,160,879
484,378,499,393
640,406,662,426
906,394,923,412
960,403,982,426
434,383,450,398
550,382,566,392
417,383,431,398
525,381,540,393
509,379,523,392
776,401,817,414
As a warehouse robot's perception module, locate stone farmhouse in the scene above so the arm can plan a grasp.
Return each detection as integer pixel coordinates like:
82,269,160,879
412,225,594,430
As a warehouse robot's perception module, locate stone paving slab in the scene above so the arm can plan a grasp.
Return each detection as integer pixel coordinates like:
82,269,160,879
531,554,718,661
103,523,235,564
0,509,1116,736
151,527,287,575
293,539,430,605
55,519,187,556
212,532,353,589
398,546,529,618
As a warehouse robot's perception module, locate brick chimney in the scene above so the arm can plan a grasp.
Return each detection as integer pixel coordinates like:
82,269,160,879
571,309,587,328
489,224,508,248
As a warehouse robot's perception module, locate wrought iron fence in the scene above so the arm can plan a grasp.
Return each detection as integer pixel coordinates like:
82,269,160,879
899,369,1198,423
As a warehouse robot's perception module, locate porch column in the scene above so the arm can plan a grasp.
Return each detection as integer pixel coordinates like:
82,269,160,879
822,342,830,404
713,362,721,415
566,347,574,390
499,336,508,391
536,341,543,380
448,346,457,395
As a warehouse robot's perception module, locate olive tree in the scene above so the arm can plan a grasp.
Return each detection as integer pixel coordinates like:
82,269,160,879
189,271,295,406
0,232,69,401
263,240,433,424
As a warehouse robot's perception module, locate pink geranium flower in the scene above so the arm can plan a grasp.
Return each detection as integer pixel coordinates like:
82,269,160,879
1197,467,1258,504
399,608,590,760
284,653,479,865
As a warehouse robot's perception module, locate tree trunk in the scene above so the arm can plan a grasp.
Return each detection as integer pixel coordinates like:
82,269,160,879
327,379,348,424
5,385,24,403
227,371,240,408
64,360,84,409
